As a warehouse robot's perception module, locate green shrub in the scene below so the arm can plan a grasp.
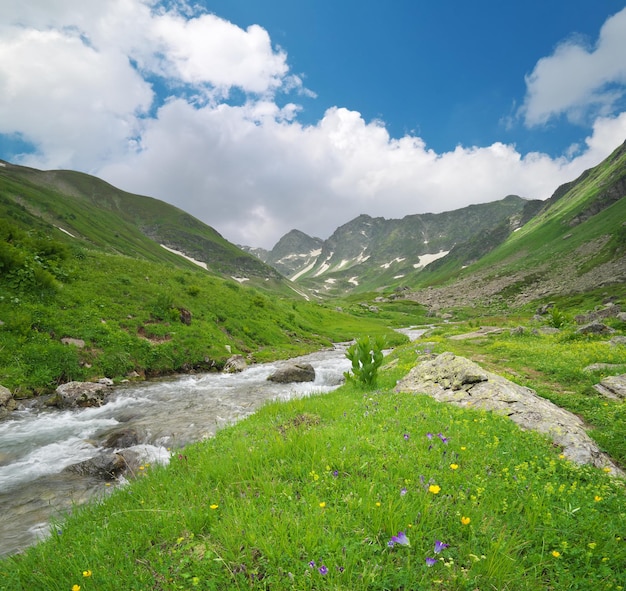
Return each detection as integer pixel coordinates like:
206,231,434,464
547,306,568,328
344,335,386,388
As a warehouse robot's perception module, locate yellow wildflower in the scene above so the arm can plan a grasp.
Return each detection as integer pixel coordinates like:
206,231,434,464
319,502,326,508
450,464,459,470
594,495,602,502
551,551,561,558
210,504,219,510
82,570,92,577
428,484,441,494
72,586,81,591
461,516,471,525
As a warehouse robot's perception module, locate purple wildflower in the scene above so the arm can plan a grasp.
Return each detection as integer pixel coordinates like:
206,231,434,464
425,557,437,567
400,487,407,496
403,433,410,440
390,531,410,547
426,432,433,440
332,470,339,477
318,565,328,575
308,560,315,568
434,540,449,554
437,433,449,444
387,540,395,548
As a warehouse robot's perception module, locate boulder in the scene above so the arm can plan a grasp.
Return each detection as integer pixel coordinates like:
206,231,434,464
395,352,623,476
64,452,127,480
583,363,624,373
268,363,315,383
52,381,112,409
576,322,615,335
593,374,626,400
102,428,141,449
0,385,17,419
224,355,247,373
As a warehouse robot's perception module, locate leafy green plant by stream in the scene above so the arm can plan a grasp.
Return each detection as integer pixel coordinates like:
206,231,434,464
344,335,386,387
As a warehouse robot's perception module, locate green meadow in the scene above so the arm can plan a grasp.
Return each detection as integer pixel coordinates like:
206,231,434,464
2,308,625,590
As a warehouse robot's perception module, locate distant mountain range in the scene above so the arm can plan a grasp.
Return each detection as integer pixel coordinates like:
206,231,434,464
244,140,626,302
2,138,625,306
243,195,540,295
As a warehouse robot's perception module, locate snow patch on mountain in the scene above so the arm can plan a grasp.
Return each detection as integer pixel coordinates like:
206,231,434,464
380,257,406,269
413,251,449,269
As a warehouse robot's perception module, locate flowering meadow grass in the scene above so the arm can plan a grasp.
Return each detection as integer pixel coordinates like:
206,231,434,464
1,345,624,590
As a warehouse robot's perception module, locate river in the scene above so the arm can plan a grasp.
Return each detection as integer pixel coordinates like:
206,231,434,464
0,346,356,557
0,328,425,558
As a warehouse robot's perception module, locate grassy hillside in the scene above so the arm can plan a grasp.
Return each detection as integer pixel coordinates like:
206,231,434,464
0,216,414,396
406,141,626,307
0,161,285,289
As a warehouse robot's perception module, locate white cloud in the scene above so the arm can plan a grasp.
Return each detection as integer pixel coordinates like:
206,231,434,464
0,26,153,169
521,7,626,126
99,101,626,248
149,12,289,95
0,1,625,249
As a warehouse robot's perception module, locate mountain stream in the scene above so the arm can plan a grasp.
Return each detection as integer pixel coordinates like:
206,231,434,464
0,328,424,558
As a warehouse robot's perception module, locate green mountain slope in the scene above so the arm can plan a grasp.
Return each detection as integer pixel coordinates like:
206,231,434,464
409,140,626,310
0,161,284,289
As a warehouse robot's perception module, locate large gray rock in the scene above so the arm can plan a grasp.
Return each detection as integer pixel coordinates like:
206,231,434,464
64,452,127,480
102,428,141,449
0,385,17,419
267,363,315,384
576,322,615,335
52,381,111,408
395,352,623,476
594,374,626,400
224,355,247,373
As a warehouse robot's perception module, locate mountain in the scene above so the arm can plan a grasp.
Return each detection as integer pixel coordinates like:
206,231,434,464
0,160,287,292
408,139,626,310
258,195,533,295
240,229,324,279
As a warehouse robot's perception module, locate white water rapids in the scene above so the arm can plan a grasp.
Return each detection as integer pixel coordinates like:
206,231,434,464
0,328,425,558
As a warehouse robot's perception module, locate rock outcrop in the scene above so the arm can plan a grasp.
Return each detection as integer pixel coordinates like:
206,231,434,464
51,381,112,408
0,385,17,418
594,374,626,400
224,355,247,373
395,352,623,477
267,363,315,383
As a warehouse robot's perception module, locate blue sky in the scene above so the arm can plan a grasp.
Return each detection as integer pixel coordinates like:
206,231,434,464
1,1,626,248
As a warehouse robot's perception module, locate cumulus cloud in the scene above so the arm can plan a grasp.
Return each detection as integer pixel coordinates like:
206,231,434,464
0,1,625,249
521,7,626,126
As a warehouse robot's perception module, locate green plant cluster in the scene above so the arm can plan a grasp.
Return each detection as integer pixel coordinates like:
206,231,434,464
2,376,624,590
344,335,386,387
0,219,68,294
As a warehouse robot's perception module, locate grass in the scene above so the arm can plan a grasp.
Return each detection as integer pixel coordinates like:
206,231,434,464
421,307,626,467
1,339,625,590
